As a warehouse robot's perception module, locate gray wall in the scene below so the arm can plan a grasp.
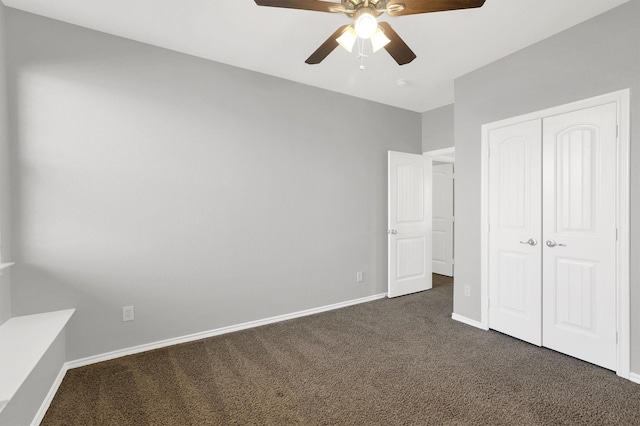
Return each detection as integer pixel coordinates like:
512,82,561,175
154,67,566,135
6,10,421,360
0,1,11,325
421,104,454,153
453,0,640,371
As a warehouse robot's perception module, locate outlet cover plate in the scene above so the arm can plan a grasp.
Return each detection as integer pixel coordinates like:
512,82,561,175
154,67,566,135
123,306,134,322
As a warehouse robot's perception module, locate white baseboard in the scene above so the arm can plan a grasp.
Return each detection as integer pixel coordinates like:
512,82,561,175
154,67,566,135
67,292,387,370
32,364,68,426
451,313,488,330
630,373,640,385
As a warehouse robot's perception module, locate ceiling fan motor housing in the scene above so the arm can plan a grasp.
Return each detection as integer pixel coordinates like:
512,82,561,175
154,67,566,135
341,0,389,16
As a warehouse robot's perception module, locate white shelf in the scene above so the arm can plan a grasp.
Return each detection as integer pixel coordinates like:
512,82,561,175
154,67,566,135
0,309,75,409
0,263,14,271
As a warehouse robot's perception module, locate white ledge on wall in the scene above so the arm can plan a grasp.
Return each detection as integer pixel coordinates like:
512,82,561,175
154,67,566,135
0,309,75,413
0,263,14,271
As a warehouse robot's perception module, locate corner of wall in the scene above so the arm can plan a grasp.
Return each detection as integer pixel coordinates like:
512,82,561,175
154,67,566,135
422,104,455,153
0,0,12,325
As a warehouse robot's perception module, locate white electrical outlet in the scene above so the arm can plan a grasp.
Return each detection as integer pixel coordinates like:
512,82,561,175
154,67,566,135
123,306,135,322
356,272,363,282
464,285,471,297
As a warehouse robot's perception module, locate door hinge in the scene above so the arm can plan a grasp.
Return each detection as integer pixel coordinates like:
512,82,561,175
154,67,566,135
616,331,619,344
616,125,619,138
616,228,619,241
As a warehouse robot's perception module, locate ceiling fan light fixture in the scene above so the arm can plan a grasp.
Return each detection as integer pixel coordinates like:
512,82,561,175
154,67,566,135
371,26,391,52
336,26,357,53
255,0,487,66
354,9,378,39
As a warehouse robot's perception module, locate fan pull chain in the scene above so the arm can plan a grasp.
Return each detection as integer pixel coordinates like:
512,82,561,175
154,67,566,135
357,38,368,70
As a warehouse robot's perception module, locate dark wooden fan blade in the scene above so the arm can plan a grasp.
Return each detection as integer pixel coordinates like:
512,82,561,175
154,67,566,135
254,0,340,13
305,25,350,64
387,0,485,16
378,22,416,65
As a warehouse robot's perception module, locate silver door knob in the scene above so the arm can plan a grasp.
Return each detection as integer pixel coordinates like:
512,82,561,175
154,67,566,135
519,238,537,246
546,240,566,248
388,229,398,234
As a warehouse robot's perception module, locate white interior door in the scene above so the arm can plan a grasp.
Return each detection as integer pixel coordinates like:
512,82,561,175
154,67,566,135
542,103,618,370
388,151,432,298
488,119,542,346
432,163,454,276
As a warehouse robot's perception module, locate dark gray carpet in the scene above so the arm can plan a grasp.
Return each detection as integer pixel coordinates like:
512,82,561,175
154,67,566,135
43,275,640,425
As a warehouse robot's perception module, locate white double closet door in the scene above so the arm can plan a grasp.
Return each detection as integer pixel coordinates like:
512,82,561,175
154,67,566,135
488,102,618,370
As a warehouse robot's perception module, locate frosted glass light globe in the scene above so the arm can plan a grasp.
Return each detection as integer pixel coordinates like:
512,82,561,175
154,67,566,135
354,12,377,39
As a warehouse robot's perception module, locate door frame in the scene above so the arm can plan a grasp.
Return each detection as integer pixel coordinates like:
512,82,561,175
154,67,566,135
479,89,631,379
423,147,455,163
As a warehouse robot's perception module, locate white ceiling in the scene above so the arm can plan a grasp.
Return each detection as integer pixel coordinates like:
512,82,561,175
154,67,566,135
2,0,629,112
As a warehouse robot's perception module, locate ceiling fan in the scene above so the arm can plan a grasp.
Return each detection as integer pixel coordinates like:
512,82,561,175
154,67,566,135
254,0,486,65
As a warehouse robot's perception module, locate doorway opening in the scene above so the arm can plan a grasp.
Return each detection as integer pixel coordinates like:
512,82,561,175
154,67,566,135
424,147,455,280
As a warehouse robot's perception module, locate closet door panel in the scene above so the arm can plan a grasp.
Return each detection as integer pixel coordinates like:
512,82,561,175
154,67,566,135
542,103,618,371
488,119,542,346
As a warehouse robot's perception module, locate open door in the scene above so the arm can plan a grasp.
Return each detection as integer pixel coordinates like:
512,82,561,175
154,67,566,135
388,151,432,298
432,163,454,276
